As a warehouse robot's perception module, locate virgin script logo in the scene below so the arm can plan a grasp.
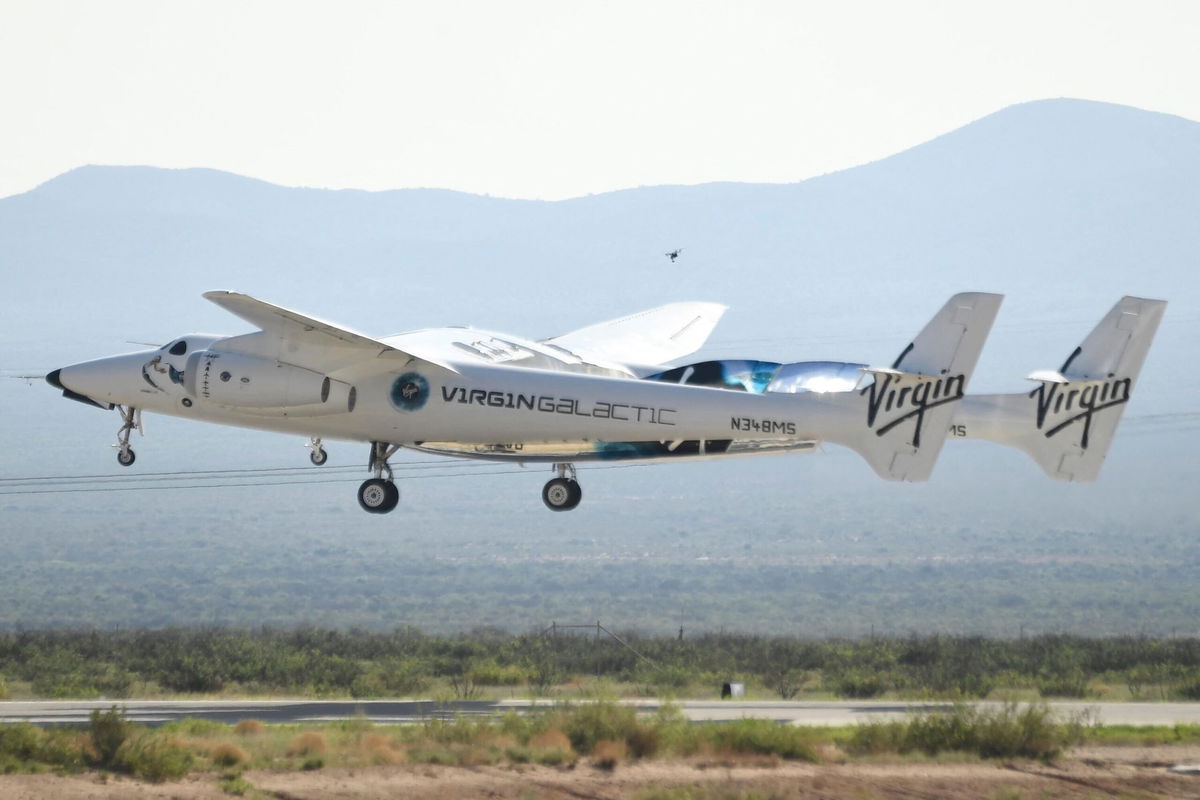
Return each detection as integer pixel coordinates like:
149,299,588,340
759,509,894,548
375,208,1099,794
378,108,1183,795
861,373,965,447
1030,378,1130,449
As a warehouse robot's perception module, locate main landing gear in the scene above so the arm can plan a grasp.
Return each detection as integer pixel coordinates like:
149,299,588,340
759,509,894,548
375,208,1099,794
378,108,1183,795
358,441,400,514
114,406,142,466
542,463,582,512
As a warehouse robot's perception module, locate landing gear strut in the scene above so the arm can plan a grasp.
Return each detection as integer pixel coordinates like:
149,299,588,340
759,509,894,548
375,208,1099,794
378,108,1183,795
358,441,400,513
114,406,141,467
307,437,328,466
542,463,582,511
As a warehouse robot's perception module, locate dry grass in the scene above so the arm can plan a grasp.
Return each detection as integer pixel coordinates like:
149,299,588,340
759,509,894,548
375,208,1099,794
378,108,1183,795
209,741,249,767
530,729,573,755
233,719,265,736
359,734,407,765
286,731,327,757
592,739,627,770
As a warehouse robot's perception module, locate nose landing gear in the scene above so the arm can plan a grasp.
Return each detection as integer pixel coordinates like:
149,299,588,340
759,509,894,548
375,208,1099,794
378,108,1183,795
113,406,142,466
358,441,400,513
542,463,582,511
307,437,328,466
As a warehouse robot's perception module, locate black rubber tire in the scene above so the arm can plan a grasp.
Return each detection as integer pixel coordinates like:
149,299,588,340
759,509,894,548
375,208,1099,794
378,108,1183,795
117,448,136,467
381,480,400,512
542,478,582,511
310,448,328,466
358,478,399,513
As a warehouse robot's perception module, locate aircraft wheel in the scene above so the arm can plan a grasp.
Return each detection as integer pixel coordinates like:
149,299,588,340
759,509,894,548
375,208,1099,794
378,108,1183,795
310,447,328,466
358,478,399,513
117,448,136,467
542,478,582,511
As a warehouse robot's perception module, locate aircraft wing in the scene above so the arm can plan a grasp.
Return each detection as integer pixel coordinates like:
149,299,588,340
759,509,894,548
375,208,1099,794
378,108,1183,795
203,292,460,374
542,302,727,370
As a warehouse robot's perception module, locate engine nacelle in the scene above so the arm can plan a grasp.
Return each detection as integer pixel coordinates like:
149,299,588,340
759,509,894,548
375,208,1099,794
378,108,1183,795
183,351,350,410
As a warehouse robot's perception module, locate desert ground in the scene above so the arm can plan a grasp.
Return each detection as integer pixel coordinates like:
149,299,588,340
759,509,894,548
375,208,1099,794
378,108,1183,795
3,745,1200,799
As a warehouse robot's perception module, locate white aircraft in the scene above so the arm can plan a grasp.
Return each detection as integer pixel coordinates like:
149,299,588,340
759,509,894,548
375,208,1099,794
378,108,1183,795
46,292,1164,513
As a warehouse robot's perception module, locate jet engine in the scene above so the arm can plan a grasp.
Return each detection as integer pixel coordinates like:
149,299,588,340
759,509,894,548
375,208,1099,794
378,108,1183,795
183,351,354,412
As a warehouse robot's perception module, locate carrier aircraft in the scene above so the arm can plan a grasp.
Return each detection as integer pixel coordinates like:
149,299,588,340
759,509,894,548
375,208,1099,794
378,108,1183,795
46,291,1165,512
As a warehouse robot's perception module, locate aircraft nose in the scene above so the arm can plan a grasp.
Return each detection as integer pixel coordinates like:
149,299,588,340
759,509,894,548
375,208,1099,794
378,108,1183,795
50,354,149,409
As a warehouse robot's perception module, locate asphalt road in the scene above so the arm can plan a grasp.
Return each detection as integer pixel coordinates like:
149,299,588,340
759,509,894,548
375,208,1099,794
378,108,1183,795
4,699,1200,727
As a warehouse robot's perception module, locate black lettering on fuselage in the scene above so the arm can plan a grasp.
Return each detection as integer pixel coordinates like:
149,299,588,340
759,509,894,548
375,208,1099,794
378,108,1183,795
434,384,676,426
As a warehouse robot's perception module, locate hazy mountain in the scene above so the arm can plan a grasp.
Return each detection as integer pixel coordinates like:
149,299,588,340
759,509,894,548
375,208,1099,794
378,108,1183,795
1,98,1197,633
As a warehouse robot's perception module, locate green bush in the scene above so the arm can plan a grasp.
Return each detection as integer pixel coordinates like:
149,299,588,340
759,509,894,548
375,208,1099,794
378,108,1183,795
558,702,641,755
117,735,194,782
467,658,527,686
1174,673,1200,700
35,729,86,772
0,723,42,762
833,670,889,698
88,706,131,768
849,702,1085,761
704,719,818,761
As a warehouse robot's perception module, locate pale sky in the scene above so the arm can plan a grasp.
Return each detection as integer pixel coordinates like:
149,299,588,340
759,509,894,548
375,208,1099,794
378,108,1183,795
1,0,1197,200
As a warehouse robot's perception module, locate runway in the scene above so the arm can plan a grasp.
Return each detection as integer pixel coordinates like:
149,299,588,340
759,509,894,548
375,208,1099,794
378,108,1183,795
4,699,1200,727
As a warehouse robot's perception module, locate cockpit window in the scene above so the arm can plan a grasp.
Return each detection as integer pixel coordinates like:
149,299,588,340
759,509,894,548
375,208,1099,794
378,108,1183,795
169,340,188,356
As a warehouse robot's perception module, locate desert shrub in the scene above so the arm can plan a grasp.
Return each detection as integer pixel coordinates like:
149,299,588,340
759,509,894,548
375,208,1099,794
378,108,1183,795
833,670,889,698
558,702,639,755
218,770,255,796
646,665,692,692
0,722,42,762
117,735,194,782
847,719,907,755
162,718,228,736
704,719,817,761
524,729,574,764
361,733,407,765
287,731,327,757
626,722,660,758
350,658,431,698
591,739,626,770
34,729,86,772
902,706,979,754
88,706,131,768
975,703,1087,760
1036,669,1091,698
770,669,804,700
210,741,249,767
849,703,1084,762
233,719,265,736
468,658,527,686
1174,673,1200,700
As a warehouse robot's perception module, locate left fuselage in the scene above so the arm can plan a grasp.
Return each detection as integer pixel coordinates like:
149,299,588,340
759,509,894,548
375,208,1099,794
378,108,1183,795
49,330,820,459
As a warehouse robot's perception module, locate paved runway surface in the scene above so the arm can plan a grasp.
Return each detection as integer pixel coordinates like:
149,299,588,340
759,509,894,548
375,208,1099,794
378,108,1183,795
4,699,1200,727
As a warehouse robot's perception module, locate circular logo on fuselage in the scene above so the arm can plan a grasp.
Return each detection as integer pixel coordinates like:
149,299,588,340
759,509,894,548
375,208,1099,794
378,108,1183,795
389,373,429,411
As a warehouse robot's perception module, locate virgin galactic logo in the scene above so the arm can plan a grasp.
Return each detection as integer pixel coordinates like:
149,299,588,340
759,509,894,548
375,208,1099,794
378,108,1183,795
390,373,429,411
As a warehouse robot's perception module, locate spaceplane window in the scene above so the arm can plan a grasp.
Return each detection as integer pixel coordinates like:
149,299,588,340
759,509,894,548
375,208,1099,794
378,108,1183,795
169,340,188,356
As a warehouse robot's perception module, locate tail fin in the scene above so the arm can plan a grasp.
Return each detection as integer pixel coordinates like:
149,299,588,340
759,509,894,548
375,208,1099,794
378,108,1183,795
823,292,1004,481
957,296,1167,481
